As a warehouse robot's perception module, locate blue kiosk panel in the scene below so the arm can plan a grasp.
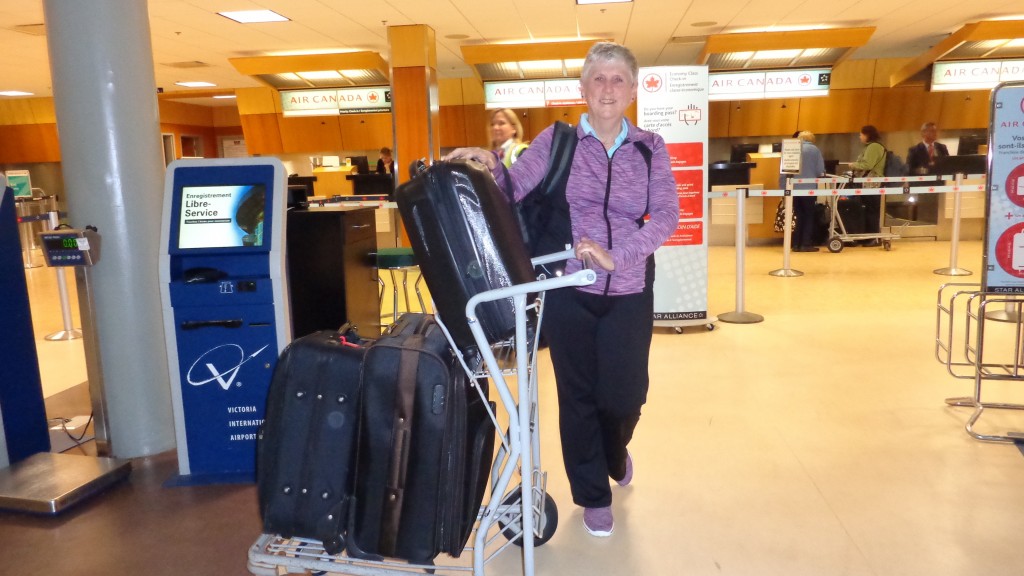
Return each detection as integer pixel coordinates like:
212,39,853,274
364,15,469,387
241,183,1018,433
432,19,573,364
159,158,290,483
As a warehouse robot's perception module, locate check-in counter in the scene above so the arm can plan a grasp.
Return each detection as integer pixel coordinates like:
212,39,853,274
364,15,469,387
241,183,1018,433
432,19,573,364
312,166,356,197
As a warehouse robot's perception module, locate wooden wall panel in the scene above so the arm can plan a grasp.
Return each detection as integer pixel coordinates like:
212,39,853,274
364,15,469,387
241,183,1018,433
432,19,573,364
798,88,871,134
438,105,467,148
462,104,489,148
339,113,393,150
0,124,61,163
708,101,730,138
279,115,343,152
160,123,219,159
728,98,799,137
213,106,242,128
939,91,991,130
158,100,214,127
240,113,283,155
867,85,944,133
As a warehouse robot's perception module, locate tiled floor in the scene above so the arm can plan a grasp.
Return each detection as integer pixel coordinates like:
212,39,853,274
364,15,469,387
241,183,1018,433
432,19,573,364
6,239,1024,575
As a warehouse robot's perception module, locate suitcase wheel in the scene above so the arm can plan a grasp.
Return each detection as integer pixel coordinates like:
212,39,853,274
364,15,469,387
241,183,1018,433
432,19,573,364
498,488,558,547
827,236,844,253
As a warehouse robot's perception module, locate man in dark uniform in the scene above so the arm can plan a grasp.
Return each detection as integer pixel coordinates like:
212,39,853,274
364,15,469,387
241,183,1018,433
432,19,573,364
906,122,949,176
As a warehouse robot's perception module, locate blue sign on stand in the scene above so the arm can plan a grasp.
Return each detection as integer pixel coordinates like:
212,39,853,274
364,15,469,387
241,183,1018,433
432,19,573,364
159,158,290,483
983,82,1024,293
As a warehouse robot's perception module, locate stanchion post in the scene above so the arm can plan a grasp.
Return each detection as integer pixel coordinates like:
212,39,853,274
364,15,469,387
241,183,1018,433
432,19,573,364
770,177,804,278
44,209,83,341
719,187,764,324
934,172,972,276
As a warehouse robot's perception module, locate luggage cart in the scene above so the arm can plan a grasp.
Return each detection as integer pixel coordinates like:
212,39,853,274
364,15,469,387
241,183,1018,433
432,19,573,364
248,248,597,576
935,283,1024,442
824,175,908,253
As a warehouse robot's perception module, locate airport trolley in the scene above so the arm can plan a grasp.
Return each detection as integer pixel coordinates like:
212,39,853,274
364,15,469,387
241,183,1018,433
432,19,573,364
248,249,597,576
823,175,909,253
935,283,1024,442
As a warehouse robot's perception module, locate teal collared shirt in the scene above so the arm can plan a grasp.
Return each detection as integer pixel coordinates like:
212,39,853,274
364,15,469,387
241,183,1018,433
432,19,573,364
580,114,629,158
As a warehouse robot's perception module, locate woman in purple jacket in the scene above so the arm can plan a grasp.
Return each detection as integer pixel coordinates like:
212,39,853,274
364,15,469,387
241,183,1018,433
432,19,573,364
445,42,678,538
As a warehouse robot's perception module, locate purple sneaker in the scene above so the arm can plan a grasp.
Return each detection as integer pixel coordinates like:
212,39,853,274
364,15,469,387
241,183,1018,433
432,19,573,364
615,451,633,487
583,506,614,537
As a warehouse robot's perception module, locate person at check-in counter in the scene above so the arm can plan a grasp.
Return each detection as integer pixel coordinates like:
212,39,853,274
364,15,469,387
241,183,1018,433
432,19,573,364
848,124,886,246
445,41,678,539
779,131,825,252
376,147,395,175
906,122,948,176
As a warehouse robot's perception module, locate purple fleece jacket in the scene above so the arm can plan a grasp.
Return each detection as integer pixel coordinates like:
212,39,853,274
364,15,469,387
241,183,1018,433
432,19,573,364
492,120,679,296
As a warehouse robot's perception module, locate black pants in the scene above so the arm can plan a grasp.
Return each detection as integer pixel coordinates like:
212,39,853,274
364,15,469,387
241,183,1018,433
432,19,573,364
542,283,653,508
792,196,817,248
861,195,881,234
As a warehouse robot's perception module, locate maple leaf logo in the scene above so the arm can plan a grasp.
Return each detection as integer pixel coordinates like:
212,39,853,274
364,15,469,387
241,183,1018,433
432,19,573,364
799,74,811,85
643,74,662,92
368,92,379,103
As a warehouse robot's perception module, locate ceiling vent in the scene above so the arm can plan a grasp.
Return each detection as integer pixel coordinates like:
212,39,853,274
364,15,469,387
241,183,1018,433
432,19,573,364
10,23,46,36
163,61,211,69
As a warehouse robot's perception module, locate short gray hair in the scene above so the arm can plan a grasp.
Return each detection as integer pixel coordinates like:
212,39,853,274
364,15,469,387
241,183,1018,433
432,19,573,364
797,131,816,143
921,122,938,132
581,42,638,86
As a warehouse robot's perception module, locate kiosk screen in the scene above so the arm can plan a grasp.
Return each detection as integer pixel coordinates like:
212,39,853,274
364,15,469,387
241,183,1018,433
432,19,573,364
177,184,266,249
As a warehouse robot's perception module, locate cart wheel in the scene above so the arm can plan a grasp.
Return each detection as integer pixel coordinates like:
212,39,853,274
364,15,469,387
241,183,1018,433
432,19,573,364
883,240,892,251
706,323,715,331
498,489,558,547
827,237,844,253
674,327,683,334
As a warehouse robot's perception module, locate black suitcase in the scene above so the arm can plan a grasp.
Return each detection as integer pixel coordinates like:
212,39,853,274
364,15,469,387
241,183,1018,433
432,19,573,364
395,160,537,354
838,197,866,235
348,313,494,563
257,329,367,555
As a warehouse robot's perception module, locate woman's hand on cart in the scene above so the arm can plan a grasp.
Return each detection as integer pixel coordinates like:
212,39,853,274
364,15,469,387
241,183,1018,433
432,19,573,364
443,147,498,170
576,237,614,271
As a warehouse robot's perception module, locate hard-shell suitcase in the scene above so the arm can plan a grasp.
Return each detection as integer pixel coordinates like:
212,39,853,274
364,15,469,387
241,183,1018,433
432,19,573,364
395,160,537,353
257,329,366,555
348,313,494,563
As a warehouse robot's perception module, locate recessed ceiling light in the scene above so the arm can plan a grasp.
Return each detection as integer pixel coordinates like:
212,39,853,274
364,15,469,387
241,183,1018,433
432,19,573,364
0,91,34,96
175,81,217,88
213,95,236,99
576,0,631,4
691,21,717,27
446,34,470,40
218,10,289,24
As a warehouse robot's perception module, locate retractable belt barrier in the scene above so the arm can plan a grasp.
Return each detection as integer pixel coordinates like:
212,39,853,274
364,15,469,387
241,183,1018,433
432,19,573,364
708,172,987,323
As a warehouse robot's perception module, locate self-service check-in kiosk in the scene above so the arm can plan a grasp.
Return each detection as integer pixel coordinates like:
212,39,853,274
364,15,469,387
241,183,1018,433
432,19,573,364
159,158,290,483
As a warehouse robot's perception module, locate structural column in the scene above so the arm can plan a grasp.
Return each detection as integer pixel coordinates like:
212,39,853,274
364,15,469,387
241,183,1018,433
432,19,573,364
42,0,174,458
388,25,440,245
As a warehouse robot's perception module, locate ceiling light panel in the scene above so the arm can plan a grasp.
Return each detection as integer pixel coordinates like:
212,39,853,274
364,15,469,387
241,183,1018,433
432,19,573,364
707,52,754,70
255,74,310,89
796,47,846,66
0,91,34,97
218,10,289,24
175,81,216,88
752,49,803,60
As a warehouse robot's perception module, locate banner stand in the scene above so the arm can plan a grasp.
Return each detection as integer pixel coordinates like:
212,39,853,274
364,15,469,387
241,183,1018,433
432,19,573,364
934,173,972,276
719,188,764,324
769,179,803,278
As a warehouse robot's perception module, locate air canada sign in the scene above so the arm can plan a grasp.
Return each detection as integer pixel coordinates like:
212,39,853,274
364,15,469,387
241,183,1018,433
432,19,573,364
484,80,585,109
281,87,391,116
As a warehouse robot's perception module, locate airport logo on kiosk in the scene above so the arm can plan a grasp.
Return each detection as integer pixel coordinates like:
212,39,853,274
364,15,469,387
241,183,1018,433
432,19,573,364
642,73,663,93
187,343,270,391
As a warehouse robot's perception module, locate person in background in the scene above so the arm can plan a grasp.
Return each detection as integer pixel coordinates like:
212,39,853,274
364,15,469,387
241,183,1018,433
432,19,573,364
375,147,394,175
779,131,825,252
906,122,948,176
849,124,885,245
489,108,528,167
445,42,678,539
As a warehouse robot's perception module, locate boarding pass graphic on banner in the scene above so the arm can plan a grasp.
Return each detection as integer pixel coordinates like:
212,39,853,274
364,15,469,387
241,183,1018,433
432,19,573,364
983,82,1024,291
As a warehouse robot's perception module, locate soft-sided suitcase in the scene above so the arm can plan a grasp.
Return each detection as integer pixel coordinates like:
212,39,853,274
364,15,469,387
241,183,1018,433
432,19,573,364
838,197,866,235
395,160,537,353
257,329,366,555
348,313,494,563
